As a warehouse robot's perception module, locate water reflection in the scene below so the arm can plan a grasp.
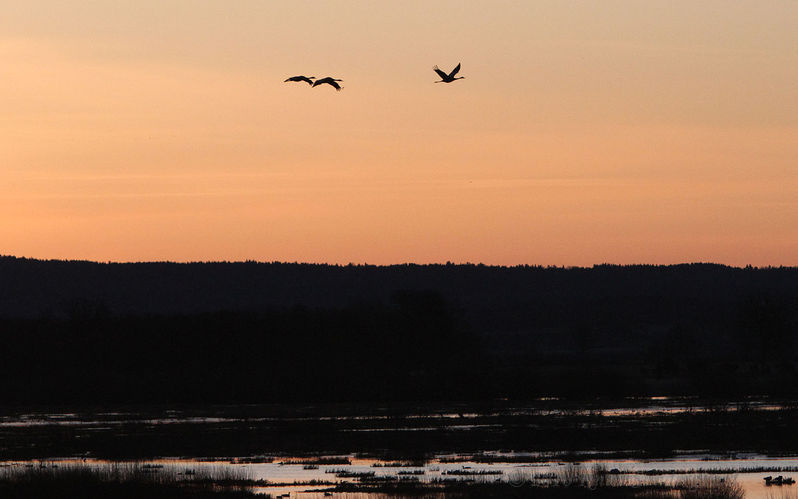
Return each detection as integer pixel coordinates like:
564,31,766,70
3,454,798,498
0,397,790,429
3,399,798,498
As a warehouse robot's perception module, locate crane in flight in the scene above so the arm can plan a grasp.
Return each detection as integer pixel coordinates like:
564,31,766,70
433,63,465,83
284,75,315,85
312,77,343,91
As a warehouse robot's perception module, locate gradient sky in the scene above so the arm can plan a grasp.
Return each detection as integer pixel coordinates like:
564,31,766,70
1,1,796,266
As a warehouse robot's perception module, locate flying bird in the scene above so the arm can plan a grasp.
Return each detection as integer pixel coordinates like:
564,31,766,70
284,75,315,85
312,77,343,91
433,63,465,83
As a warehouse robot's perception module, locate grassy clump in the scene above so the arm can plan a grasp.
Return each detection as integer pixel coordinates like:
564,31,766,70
637,475,745,499
0,462,256,499
674,476,744,499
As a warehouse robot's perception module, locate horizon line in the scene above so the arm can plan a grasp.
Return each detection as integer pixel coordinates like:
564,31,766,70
2,255,795,271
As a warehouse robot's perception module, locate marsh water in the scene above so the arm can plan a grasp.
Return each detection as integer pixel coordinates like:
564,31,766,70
2,398,798,498
3,454,797,498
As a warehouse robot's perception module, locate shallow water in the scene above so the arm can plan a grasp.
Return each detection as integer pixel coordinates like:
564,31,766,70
3,398,798,497
0,396,788,430
4,454,797,498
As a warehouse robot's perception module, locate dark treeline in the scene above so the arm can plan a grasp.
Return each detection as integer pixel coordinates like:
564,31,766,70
0,256,797,403
2,256,796,319
0,292,481,404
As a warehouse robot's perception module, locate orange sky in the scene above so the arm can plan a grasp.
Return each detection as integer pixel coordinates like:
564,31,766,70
1,1,796,266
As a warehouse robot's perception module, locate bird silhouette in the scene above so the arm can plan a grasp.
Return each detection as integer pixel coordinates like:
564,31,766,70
433,63,465,83
312,77,343,91
284,75,315,85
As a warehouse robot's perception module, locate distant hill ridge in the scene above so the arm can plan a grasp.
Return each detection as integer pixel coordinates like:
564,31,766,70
1,255,795,319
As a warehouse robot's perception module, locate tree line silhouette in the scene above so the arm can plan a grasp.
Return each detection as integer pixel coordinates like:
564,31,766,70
0,257,796,403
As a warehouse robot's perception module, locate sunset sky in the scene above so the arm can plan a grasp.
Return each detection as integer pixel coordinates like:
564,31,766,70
1,1,796,266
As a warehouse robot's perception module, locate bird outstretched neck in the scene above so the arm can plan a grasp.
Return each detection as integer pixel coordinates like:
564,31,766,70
285,75,315,85
312,77,343,91
433,63,465,83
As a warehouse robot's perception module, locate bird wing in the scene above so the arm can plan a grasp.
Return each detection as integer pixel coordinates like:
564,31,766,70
433,66,449,80
300,76,314,85
312,77,330,87
328,80,342,91
448,63,461,78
